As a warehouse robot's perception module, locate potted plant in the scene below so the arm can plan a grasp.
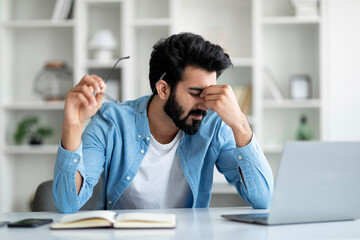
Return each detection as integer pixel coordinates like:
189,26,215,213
14,116,53,145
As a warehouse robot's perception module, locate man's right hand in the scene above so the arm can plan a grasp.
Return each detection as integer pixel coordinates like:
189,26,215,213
62,75,106,151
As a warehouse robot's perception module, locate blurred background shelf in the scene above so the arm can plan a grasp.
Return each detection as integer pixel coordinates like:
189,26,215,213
86,59,123,69
262,16,321,24
4,145,59,155
263,99,321,109
3,101,65,110
263,144,284,154
133,19,172,27
3,20,75,28
212,184,237,194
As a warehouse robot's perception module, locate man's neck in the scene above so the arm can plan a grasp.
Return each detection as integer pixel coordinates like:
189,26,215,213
147,95,179,144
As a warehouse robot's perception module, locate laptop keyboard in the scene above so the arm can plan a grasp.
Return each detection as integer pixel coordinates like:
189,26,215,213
238,213,269,221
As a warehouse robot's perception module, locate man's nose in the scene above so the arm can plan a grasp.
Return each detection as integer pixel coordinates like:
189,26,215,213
197,97,208,111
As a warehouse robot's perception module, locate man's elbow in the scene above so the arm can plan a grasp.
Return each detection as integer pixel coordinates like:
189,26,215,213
52,184,78,214
252,188,273,209
252,197,271,209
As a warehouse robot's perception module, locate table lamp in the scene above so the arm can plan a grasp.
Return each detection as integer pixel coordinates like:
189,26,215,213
89,29,117,61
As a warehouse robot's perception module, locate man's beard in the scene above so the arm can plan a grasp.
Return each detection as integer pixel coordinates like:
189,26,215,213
164,90,207,135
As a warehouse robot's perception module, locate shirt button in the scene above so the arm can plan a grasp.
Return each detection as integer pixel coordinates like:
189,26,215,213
140,149,144,154
73,159,78,163
108,201,112,205
126,176,131,181
146,137,150,141
238,156,243,160
138,135,142,139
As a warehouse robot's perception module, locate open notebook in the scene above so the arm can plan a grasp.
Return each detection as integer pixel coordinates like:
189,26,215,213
51,211,176,230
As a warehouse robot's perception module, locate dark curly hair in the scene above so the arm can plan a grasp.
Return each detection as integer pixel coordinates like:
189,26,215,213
149,32,232,94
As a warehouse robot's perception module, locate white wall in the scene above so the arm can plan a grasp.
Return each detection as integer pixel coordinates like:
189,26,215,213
325,0,360,141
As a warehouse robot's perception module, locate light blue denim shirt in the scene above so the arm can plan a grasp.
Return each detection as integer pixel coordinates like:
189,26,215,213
53,95,274,213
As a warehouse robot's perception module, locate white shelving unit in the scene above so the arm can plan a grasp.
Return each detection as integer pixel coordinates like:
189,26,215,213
0,0,325,212
259,0,324,156
4,145,59,155
0,0,74,212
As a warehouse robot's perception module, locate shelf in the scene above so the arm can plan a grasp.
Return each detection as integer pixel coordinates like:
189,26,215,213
182,0,250,4
262,16,321,25
263,99,321,109
2,20,75,28
86,0,125,3
4,145,59,155
86,59,124,69
212,183,237,194
3,101,65,110
133,18,171,27
231,58,253,67
263,144,284,154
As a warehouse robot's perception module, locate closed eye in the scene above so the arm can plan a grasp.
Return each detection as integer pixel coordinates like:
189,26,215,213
188,87,204,97
189,92,201,97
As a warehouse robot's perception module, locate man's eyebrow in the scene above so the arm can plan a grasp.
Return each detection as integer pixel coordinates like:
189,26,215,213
188,87,204,92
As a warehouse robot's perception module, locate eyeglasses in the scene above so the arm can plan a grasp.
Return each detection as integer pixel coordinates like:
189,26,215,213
97,57,166,103
152,72,167,94
97,56,130,103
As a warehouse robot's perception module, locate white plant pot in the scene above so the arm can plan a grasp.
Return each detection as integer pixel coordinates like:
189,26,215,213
93,49,114,61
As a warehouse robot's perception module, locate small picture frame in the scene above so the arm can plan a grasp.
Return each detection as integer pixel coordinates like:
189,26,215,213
289,75,311,99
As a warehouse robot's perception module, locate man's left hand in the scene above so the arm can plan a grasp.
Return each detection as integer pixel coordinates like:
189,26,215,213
200,85,252,147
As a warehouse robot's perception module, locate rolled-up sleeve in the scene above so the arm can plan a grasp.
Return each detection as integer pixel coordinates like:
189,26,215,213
52,142,86,213
216,133,274,209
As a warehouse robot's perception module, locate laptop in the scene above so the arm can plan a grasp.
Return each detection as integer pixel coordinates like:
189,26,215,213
222,141,360,225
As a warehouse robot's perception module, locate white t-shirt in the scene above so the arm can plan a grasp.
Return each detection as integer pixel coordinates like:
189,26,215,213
114,130,192,209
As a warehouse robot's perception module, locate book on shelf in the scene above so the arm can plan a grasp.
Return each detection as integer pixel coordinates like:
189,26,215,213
294,7,318,17
291,0,319,17
263,67,284,102
50,211,176,230
52,0,74,21
233,85,252,115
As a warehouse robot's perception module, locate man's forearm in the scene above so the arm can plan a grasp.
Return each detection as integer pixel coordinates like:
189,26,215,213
61,122,83,152
231,120,253,147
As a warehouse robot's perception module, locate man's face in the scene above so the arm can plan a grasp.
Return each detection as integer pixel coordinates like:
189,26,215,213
164,66,217,135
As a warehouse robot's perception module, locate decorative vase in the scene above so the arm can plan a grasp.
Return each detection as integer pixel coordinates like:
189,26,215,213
296,115,313,140
34,61,73,101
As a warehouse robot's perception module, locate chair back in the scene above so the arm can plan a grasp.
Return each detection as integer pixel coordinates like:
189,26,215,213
32,179,101,211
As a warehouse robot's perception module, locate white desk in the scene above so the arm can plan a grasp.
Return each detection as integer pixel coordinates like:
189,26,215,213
1,207,360,239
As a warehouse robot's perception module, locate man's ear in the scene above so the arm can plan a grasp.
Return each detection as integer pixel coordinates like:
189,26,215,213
156,80,170,100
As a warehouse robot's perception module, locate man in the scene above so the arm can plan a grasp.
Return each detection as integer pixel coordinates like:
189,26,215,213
53,32,273,213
